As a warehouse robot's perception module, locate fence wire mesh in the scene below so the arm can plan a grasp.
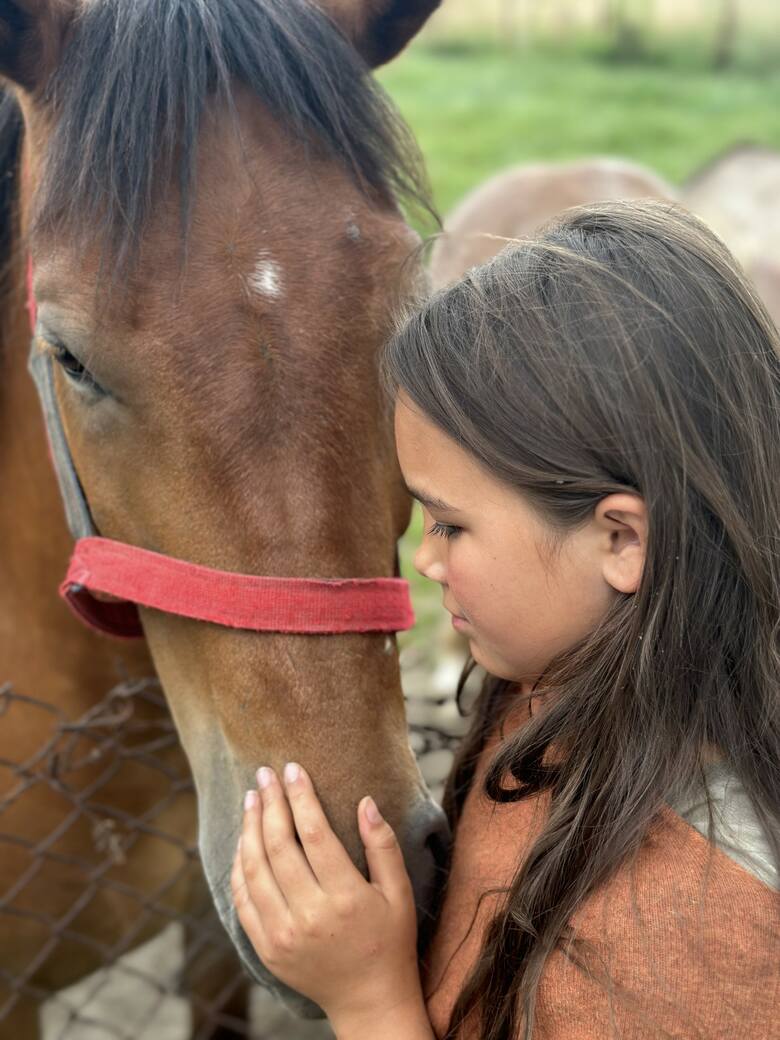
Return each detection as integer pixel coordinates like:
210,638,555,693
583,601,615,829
1,637,468,1039
0,678,252,1038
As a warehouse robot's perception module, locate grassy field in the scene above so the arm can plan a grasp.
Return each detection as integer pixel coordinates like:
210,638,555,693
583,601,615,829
378,39,780,218
378,36,780,642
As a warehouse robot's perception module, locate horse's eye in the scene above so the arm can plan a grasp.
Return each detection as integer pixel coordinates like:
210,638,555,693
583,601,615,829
54,345,86,379
51,343,103,394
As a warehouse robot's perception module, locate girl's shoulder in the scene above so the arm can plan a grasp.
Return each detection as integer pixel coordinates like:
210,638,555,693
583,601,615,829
536,830,779,1040
426,760,780,1040
668,762,778,891
549,787,780,1040
568,764,779,959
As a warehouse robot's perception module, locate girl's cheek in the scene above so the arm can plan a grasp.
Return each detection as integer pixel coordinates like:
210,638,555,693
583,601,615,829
447,560,471,613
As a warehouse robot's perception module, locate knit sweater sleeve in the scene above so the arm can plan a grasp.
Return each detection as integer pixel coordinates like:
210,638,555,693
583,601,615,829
532,807,779,1040
424,790,780,1040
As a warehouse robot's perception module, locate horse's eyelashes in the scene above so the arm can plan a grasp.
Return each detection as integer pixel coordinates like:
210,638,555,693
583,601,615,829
51,343,104,395
54,344,85,376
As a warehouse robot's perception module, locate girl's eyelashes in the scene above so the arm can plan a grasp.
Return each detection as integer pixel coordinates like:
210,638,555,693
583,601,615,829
428,520,462,540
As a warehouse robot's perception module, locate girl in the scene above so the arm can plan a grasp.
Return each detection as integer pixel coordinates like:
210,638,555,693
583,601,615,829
232,199,780,1039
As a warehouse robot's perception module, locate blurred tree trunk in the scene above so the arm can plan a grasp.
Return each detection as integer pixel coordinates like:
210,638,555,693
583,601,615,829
499,0,517,44
605,0,647,61
713,0,739,70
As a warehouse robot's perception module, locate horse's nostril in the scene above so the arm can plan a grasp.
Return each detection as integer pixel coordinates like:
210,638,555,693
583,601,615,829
402,800,452,939
426,819,451,876
421,802,451,875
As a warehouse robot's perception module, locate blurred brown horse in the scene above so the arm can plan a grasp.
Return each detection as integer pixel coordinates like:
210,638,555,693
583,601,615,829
429,157,677,288
682,144,780,328
0,0,445,1031
429,148,780,330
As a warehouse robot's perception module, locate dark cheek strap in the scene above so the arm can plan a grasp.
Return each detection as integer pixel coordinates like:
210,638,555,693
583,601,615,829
28,343,99,542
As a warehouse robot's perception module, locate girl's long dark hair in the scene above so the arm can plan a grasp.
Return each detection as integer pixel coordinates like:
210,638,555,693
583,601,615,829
383,200,780,1039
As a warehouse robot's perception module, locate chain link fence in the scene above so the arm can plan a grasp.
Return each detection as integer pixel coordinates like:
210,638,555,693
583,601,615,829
1,628,468,1039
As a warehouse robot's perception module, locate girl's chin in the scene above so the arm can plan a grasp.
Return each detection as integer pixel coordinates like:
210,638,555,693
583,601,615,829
470,644,525,684
454,631,520,683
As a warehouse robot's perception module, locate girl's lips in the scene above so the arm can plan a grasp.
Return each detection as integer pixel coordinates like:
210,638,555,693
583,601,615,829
444,600,470,629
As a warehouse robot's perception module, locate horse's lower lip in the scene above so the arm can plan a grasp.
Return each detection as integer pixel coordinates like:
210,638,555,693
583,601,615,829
451,615,469,631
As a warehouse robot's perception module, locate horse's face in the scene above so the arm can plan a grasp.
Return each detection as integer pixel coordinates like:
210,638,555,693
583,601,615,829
7,0,445,1002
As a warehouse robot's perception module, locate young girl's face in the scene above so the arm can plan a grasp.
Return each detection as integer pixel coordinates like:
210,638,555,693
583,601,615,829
395,395,623,685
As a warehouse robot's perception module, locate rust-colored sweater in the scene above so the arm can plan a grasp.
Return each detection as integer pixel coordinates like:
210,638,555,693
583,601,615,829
424,723,780,1039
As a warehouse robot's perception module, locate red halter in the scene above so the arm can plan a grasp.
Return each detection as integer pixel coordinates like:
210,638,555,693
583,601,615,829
26,258,414,639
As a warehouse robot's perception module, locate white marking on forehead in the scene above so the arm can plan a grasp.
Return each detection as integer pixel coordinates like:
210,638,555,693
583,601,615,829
246,251,284,300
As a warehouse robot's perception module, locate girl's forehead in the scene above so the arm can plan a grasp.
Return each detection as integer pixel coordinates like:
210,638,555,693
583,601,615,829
394,396,461,468
393,396,518,514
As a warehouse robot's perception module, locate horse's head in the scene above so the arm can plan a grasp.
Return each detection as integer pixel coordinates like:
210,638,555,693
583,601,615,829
2,0,446,1007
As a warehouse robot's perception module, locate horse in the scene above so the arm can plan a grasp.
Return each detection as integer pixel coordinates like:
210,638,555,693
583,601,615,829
429,157,678,289
0,0,447,1030
681,144,780,327
2,90,231,1037
427,148,780,331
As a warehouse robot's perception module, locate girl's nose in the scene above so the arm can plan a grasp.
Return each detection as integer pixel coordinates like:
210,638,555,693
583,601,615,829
414,538,447,585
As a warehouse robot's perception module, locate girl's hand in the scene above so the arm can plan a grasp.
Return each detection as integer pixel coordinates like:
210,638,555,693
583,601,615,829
231,764,431,1037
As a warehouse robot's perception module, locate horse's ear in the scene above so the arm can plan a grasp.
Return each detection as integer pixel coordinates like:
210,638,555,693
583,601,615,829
0,0,73,92
320,0,440,67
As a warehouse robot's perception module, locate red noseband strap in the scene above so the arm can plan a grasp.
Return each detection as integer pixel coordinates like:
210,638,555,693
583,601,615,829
64,538,415,639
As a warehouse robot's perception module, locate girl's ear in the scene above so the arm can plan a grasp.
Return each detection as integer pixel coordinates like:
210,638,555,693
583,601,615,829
595,493,648,595
317,0,440,67
0,0,73,92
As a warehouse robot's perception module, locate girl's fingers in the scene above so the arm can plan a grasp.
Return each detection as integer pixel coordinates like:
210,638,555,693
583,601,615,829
231,835,267,949
258,767,320,903
283,763,362,890
358,796,415,904
238,788,288,919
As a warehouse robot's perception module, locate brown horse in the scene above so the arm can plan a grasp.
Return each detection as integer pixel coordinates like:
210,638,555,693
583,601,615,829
1,0,446,1029
428,148,780,335
682,144,780,328
429,157,677,288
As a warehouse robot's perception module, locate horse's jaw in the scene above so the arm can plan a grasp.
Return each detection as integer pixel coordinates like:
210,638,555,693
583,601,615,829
189,729,324,1016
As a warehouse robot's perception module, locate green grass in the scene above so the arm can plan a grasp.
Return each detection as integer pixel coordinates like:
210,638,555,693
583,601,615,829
379,39,780,643
378,40,780,219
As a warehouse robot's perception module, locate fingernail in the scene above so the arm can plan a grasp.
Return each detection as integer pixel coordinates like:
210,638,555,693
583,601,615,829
257,766,272,789
283,762,300,785
364,796,382,826
244,790,258,811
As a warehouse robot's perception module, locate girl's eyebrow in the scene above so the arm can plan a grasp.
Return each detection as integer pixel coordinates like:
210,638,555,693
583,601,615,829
404,483,460,513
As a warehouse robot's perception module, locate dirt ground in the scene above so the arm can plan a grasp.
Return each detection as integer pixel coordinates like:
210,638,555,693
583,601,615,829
41,923,335,1040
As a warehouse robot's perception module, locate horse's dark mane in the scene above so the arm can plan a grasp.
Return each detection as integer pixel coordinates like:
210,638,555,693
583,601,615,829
0,88,22,303
35,0,432,261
